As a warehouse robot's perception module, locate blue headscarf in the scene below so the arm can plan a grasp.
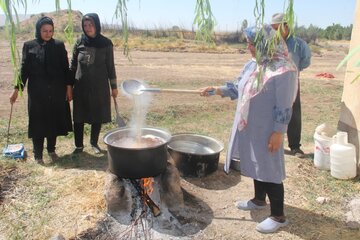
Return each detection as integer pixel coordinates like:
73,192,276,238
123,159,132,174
243,26,257,43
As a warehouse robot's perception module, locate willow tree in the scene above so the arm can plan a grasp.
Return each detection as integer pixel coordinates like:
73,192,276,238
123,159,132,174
0,0,295,90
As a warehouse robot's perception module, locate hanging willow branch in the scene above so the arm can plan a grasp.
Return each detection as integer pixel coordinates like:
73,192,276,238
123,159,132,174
0,0,26,91
193,0,216,43
114,0,130,58
253,0,265,28
284,0,295,37
253,0,295,58
337,45,360,83
253,0,295,35
63,0,74,45
2,0,297,88
252,0,295,86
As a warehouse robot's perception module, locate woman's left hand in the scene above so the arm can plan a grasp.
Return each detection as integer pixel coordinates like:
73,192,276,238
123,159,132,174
111,89,118,98
268,131,284,153
66,85,73,102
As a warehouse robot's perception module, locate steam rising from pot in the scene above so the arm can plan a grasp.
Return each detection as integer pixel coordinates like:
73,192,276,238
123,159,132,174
121,79,153,141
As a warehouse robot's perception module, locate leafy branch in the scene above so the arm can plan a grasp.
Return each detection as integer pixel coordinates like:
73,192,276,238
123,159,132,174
0,0,25,92
253,0,295,60
193,0,216,43
337,45,360,83
63,0,74,45
1,0,297,89
114,0,130,59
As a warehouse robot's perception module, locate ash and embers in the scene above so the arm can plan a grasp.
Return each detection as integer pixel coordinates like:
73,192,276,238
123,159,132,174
72,161,213,240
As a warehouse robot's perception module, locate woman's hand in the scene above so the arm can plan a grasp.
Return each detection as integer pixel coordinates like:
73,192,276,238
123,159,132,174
66,85,73,102
268,131,284,153
9,89,18,104
111,89,118,98
199,86,219,97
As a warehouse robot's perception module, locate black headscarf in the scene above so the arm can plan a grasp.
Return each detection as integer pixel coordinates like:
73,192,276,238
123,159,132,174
35,16,54,42
81,13,111,48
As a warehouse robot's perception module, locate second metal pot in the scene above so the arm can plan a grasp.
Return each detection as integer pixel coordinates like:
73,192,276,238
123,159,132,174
167,133,224,177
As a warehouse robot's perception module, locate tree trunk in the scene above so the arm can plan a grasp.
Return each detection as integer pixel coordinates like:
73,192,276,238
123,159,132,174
338,0,360,174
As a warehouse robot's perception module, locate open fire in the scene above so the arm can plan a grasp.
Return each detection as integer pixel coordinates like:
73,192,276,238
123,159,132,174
130,178,161,217
103,159,188,238
142,178,154,195
72,157,213,239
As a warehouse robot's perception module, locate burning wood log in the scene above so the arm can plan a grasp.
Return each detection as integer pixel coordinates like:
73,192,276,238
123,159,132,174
130,179,161,217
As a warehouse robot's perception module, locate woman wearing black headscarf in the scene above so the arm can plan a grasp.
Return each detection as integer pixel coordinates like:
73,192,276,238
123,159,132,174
69,13,118,154
9,16,73,164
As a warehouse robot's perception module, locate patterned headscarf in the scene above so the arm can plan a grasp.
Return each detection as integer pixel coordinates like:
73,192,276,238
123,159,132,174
35,16,54,42
237,24,297,130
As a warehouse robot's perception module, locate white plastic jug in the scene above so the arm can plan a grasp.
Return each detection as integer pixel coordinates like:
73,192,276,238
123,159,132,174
330,131,357,179
313,123,334,170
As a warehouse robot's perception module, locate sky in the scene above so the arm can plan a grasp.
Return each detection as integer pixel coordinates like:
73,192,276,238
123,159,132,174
1,0,357,31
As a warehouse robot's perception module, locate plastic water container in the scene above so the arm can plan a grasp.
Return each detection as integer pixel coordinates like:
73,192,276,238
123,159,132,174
313,124,334,170
330,131,357,179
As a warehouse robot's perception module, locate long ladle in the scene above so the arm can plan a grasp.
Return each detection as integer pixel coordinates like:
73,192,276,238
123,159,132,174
121,79,215,95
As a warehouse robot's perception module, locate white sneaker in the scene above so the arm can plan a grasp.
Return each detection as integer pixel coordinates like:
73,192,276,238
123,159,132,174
256,217,289,233
235,200,267,211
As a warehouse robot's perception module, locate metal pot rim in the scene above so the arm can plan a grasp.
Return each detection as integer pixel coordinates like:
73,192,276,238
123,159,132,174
103,126,172,150
168,133,224,156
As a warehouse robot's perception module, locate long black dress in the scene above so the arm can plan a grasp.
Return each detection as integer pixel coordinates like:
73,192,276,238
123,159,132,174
20,38,72,138
69,14,117,125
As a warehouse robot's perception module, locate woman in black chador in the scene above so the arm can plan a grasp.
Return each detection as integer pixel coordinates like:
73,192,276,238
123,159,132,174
69,13,118,154
10,16,73,164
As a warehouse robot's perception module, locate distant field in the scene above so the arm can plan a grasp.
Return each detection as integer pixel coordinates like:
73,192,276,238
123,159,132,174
0,14,29,26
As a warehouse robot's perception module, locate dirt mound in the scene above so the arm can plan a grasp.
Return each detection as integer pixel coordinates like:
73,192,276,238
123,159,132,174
18,9,83,34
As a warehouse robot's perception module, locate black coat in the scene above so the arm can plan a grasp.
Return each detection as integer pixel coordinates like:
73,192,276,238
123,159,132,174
69,38,117,124
20,38,72,138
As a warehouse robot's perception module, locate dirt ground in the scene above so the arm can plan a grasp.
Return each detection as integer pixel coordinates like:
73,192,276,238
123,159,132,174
0,39,359,239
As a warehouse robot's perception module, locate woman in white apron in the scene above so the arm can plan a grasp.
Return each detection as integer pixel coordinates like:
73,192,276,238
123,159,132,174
200,25,298,233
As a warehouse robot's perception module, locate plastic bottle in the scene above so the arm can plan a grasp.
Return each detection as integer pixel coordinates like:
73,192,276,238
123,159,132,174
330,131,357,179
313,123,333,170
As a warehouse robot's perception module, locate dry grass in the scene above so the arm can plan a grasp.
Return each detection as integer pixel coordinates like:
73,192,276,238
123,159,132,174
0,157,108,239
112,36,242,54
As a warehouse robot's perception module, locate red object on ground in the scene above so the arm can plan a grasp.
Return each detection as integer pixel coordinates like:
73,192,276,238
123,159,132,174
315,73,335,78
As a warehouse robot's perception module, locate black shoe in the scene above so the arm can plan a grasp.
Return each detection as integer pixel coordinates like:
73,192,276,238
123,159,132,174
48,152,59,161
35,158,44,165
291,148,305,158
91,144,102,154
72,147,84,154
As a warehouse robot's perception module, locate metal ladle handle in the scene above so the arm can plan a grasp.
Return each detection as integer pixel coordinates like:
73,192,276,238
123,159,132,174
141,88,215,95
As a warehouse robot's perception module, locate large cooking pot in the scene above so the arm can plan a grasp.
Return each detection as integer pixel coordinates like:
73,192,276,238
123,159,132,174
103,127,171,179
167,133,224,177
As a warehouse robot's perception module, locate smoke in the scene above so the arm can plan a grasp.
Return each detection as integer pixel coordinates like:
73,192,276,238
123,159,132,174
121,79,153,139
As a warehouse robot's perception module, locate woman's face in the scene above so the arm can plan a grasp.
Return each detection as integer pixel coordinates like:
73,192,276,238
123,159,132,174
271,23,289,39
83,20,96,38
247,40,256,58
40,24,54,42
